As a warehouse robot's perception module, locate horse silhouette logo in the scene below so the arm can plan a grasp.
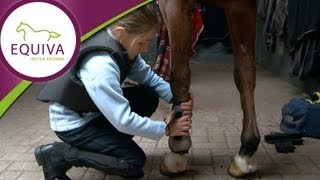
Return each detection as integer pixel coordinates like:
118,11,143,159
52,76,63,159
16,22,61,42
0,1,78,82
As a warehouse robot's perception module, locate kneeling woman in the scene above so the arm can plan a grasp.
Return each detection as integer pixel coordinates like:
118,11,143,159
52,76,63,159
34,3,193,180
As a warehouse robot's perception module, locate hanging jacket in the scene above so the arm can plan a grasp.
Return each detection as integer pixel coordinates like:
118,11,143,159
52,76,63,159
36,29,134,112
287,0,320,52
258,0,288,48
287,0,320,80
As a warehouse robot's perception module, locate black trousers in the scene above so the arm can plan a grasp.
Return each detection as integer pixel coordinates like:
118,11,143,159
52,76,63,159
55,85,159,169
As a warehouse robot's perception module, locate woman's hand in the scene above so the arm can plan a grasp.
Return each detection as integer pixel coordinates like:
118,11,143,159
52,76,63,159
180,93,194,117
165,93,194,136
166,114,192,136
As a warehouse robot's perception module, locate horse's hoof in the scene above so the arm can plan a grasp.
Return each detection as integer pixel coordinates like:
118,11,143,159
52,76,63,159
159,152,188,176
228,154,257,178
169,136,192,153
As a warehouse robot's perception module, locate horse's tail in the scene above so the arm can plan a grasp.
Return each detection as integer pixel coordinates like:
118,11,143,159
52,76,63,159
49,32,61,39
47,32,61,41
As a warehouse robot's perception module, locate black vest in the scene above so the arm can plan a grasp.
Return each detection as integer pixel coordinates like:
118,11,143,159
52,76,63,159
37,29,134,112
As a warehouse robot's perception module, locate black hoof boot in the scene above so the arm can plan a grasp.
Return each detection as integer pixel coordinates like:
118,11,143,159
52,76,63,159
34,143,72,180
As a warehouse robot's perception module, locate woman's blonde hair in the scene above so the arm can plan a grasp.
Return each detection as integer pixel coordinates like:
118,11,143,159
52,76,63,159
111,2,162,35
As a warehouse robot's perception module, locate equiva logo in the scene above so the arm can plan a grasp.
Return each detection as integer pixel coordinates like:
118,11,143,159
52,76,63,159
0,1,80,82
12,22,64,57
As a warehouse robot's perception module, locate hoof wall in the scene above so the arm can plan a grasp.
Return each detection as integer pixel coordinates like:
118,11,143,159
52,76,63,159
159,152,188,176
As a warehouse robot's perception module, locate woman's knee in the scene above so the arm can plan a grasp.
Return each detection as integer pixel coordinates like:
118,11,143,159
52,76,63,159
143,86,159,115
123,85,159,117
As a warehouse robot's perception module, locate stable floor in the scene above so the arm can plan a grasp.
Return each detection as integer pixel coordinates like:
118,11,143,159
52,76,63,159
1,47,320,180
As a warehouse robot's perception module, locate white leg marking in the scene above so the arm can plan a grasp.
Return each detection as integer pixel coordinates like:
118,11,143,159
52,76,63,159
234,153,257,174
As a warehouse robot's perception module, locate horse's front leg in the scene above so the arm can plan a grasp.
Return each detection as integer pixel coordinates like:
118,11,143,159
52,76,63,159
224,1,260,178
158,0,195,175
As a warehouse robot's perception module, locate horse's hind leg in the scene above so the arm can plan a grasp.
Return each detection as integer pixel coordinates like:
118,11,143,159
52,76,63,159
223,0,260,177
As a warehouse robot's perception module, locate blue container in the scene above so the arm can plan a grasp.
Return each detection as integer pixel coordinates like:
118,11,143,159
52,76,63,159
304,104,320,139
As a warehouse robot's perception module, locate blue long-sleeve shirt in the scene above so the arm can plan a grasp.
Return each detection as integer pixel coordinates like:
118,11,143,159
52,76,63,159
49,53,173,141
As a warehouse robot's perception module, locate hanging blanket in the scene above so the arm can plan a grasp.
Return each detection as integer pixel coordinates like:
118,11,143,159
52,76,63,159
153,6,204,81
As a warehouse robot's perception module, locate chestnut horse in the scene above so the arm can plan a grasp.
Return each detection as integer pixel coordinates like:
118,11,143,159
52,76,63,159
158,0,260,178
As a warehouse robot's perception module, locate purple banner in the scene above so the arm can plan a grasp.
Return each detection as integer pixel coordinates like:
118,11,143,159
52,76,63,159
0,0,146,101
56,0,145,36
0,63,21,100
0,0,145,36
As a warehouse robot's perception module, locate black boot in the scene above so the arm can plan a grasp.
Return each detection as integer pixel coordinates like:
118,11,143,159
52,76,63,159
34,142,72,180
62,143,144,178
42,142,144,179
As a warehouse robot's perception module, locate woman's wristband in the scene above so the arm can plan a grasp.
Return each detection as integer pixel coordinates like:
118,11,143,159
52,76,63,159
165,124,170,136
164,118,170,136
